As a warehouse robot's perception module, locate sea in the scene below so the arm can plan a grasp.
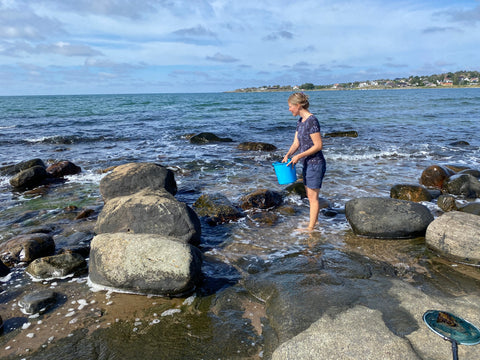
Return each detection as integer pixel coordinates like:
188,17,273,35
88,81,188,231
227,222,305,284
0,88,480,358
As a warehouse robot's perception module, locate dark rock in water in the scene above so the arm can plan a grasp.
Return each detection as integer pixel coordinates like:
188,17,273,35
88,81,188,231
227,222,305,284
0,259,10,277
99,162,177,201
18,289,58,315
449,140,470,146
324,130,358,138
0,233,55,266
240,189,283,210
420,165,454,189
46,160,81,177
437,195,458,212
9,165,48,189
189,132,233,144
75,208,95,220
443,173,480,198
193,193,244,225
345,197,434,239
459,202,480,216
426,211,480,265
457,168,480,178
0,158,46,176
89,233,203,296
237,142,277,151
95,188,201,246
249,211,279,225
285,182,306,198
390,184,432,202
26,253,87,280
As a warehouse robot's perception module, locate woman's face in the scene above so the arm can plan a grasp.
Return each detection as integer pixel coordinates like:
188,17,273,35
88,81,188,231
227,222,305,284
288,102,301,117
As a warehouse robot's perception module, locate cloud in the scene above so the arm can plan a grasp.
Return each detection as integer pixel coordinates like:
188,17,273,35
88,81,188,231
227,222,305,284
438,4,480,25
263,31,294,41
422,26,462,34
0,41,103,57
206,52,239,63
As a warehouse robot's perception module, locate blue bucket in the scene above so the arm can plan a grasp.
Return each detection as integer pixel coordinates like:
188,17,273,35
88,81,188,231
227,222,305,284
273,160,297,185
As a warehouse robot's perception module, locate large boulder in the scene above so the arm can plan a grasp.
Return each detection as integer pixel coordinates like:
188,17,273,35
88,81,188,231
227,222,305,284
345,197,434,239
426,211,480,265
0,158,46,176
420,165,454,189
390,184,432,202
0,233,55,266
193,193,244,225
9,165,49,189
99,162,177,201
94,188,201,245
89,233,203,296
443,173,480,199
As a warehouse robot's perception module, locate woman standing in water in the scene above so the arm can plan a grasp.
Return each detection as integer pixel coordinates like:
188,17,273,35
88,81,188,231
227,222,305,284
283,92,326,231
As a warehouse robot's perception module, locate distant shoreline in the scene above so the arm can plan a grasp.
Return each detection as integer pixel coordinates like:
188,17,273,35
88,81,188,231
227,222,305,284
226,85,480,93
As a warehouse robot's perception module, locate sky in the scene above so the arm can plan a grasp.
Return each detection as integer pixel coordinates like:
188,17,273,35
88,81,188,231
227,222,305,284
1,0,480,95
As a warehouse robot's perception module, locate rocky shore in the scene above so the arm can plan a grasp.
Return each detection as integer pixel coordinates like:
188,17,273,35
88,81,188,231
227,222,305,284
1,135,480,359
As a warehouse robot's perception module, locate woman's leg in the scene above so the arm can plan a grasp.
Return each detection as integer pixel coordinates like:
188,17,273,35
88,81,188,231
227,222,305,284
306,186,320,230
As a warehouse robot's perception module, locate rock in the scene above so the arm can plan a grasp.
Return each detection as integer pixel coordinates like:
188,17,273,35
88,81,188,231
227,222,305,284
193,193,244,225
46,160,81,177
99,162,177,201
324,130,358,138
75,208,95,220
249,211,279,225
89,233,203,296
272,305,420,360
0,233,55,266
390,184,432,202
449,140,470,146
240,189,283,210
18,289,58,315
0,158,46,176
189,132,233,144
95,188,201,246
420,165,454,189
445,164,471,173
437,195,458,212
9,165,49,189
426,211,480,265
443,173,480,198
285,182,306,198
0,259,10,277
458,202,480,216
345,197,434,239
237,142,277,151
26,253,87,280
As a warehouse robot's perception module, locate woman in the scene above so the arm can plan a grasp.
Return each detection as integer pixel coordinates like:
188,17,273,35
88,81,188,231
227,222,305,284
283,92,326,231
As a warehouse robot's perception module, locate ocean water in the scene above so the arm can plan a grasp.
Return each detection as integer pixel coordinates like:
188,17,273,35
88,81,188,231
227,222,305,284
1,89,480,358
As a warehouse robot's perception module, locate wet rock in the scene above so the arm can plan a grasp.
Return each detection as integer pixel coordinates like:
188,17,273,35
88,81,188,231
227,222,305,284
89,233,203,296
420,165,454,189
426,211,480,265
285,182,306,198
95,188,201,246
390,184,432,202
0,233,55,266
437,195,458,212
345,197,434,239
9,165,49,189
449,140,470,146
99,162,177,201
324,130,358,138
445,164,471,173
193,193,244,225
0,259,10,277
46,160,81,177
237,142,277,151
459,202,480,216
189,132,233,144
249,211,279,225
0,158,46,176
26,253,87,279
240,189,283,210
443,173,480,198
457,168,480,178
75,208,95,220
18,289,57,315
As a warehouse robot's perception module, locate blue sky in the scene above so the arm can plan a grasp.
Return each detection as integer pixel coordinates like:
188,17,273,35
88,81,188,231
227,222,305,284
1,0,479,95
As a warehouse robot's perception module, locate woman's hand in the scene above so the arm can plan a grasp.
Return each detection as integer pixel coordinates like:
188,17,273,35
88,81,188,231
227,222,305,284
282,154,290,163
287,155,300,166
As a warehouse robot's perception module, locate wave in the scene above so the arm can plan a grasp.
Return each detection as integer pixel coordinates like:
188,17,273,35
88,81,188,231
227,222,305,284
24,134,124,145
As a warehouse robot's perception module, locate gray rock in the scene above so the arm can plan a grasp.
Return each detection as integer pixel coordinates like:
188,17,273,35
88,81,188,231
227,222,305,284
0,233,55,267
89,233,203,296
9,165,48,189
94,188,201,245
0,158,45,176
444,173,480,198
99,162,177,201
426,211,480,265
18,289,57,315
26,253,87,279
459,202,480,215
345,197,434,239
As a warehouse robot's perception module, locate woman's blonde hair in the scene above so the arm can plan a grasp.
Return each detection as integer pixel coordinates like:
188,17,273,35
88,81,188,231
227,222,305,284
288,92,309,109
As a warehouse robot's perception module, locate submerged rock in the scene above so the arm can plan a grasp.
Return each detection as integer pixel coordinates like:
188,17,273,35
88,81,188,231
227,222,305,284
237,142,277,151
89,233,203,296
240,189,283,210
18,289,58,315
324,130,358,138
189,132,233,144
193,193,244,225
345,197,434,239
426,211,480,265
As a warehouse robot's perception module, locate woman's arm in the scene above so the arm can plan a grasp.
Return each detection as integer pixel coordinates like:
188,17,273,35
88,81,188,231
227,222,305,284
283,131,300,162
289,132,323,165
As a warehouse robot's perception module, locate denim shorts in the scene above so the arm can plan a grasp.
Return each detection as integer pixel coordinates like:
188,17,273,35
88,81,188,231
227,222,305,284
302,160,326,189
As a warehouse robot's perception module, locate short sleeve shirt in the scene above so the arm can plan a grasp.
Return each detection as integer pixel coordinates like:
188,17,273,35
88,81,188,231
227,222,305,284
296,115,324,164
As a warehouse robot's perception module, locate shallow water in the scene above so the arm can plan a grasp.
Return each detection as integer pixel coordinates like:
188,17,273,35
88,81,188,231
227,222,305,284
1,89,480,359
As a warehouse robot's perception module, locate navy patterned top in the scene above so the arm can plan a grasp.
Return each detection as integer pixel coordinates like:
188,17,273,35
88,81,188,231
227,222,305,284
296,115,325,165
